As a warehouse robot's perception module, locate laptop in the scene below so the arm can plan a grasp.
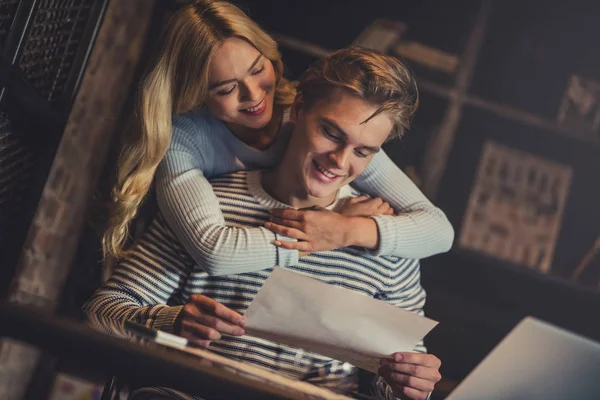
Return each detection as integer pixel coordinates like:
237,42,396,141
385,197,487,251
446,316,600,400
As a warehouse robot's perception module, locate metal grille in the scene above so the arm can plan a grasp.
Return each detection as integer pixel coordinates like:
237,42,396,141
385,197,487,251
0,0,20,48
0,112,35,246
17,0,95,102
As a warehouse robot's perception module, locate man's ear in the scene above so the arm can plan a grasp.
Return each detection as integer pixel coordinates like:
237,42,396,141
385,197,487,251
290,93,304,123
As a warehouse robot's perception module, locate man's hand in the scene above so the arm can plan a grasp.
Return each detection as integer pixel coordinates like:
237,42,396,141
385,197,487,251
339,196,395,218
176,294,245,348
266,206,353,254
379,352,442,400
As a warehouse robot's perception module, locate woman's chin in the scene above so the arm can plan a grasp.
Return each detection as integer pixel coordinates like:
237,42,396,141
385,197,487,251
243,110,273,129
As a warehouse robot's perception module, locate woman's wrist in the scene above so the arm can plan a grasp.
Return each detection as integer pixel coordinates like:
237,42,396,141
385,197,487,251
344,216,379,250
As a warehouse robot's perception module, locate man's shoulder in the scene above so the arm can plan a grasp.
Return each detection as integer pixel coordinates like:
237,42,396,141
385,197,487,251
208,171,255,201
208,170,249,185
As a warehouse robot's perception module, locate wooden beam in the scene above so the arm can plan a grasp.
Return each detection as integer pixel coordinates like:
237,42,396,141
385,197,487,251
0,1,155,398
420,0,491,199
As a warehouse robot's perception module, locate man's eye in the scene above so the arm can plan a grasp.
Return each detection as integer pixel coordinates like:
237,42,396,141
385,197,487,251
354,149,369,158
217,86,236,96
323,126,341,142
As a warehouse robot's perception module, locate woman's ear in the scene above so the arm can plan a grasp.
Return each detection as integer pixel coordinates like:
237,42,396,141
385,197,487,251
290,93,304,123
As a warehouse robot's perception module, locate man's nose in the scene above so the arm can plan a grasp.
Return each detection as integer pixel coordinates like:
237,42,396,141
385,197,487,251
328,146,351,170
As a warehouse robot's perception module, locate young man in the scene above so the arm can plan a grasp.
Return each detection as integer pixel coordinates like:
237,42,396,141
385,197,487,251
85,46,442,400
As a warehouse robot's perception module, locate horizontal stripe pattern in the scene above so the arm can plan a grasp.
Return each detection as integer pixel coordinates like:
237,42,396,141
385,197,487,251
85,171,427,398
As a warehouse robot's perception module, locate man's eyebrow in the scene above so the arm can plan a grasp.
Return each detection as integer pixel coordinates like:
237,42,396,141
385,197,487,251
208,55,263,90
321,117,349,139
321,117,381,153
360,144,381,153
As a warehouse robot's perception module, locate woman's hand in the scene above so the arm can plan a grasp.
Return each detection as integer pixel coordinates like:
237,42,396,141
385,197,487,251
338,195,395,218
266,206,353,254
176,294,246,348
379,352,442,400
265,197,394,255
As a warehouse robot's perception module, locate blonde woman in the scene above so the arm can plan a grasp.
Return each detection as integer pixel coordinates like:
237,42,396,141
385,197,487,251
103,0,454,275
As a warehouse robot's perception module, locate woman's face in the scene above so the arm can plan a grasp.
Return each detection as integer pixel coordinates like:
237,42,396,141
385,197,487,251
205,37,277,130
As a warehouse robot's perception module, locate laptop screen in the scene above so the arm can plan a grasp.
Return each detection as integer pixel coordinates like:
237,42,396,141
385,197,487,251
447,316,600,400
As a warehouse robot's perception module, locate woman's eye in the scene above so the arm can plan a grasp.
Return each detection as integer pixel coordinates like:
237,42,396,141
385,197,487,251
251,66,265,75
217,86,236,96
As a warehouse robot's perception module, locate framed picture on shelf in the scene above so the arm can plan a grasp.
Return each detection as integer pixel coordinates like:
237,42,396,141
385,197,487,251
459,140,572,273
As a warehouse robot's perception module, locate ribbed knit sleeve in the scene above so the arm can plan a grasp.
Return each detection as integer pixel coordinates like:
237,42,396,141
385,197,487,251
352,150,454,259
155,116,298,276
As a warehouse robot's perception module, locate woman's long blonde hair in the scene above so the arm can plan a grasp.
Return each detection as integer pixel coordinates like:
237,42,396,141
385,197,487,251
103,0,297,259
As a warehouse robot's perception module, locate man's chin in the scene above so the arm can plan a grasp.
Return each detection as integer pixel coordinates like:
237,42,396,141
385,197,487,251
306,185,338,201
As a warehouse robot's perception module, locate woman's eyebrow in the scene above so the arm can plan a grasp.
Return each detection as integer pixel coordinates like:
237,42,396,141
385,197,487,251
208,55,262,90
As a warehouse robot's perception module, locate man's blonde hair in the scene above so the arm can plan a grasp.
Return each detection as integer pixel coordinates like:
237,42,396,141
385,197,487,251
297,45,419,139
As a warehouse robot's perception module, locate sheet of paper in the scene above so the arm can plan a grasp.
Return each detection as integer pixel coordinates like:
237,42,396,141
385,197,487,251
245,268,438,373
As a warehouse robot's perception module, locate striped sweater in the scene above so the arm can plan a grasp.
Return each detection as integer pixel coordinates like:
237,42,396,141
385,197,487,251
84,171,427,399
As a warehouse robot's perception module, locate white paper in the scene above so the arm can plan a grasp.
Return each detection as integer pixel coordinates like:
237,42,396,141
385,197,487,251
245,268,438,373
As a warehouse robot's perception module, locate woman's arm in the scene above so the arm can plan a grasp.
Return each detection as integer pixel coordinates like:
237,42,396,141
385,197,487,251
155,119,298,276
351,150,454,259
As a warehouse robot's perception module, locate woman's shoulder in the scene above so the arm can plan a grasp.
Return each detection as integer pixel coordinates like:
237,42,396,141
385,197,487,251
170,109,227,150
172,108,223,137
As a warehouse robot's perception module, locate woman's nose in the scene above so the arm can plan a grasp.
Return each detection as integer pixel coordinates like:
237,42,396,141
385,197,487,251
239,80,261,102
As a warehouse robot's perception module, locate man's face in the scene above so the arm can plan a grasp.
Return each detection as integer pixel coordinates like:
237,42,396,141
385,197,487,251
288,88,394,200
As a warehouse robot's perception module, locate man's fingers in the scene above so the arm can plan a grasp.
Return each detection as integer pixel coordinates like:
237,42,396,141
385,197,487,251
381,360,442,382
187,337,212,349
190,295,245,327
189,294,221,311
401,386,430,400
181,319,221,341
380,368,435,393
392,352,442,368
195,314,245,336
265,222,309,240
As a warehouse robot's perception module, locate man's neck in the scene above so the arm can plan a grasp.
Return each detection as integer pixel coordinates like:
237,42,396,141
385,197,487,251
261,165,338,209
